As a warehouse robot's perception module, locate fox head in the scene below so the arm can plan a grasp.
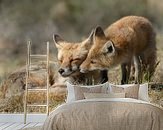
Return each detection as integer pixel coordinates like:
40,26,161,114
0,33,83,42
53,31,94,77
80,26,117,72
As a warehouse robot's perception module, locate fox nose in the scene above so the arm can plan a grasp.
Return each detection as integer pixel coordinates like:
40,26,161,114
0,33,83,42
80,69,88,73
58,68,64,74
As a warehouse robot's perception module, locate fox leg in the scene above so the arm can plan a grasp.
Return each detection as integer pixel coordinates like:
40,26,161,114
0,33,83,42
133,55,142,83
100,70,108,83
121,62,131,84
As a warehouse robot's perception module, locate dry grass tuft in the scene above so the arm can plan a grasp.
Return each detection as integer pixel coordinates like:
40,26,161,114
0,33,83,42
0,90,66,113
0,94,24,113
149,90,163,108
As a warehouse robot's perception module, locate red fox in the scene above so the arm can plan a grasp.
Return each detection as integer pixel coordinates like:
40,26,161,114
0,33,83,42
53,34,108,85
80,16,156,84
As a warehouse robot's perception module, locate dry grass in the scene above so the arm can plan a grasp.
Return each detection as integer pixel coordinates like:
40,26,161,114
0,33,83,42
149,89,163,108
0,91,66,113
27,91,66,113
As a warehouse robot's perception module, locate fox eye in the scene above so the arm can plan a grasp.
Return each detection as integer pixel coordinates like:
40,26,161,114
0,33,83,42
70,58,81,63
73,58,81,62
70,59,73,63
59,60,62,63
74,58,81,61
91,60,97,64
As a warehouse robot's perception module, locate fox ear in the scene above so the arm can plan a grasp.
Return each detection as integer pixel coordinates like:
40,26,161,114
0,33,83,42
87,29,94,43
94,26,105,38
53,34,64,49
103,40,115,55
81,29,94,49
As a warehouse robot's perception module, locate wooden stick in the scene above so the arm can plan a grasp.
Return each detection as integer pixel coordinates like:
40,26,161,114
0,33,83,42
24,41,31,124
46,41,50,116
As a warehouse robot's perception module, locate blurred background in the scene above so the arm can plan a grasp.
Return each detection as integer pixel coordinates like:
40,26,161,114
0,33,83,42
0,0,163,82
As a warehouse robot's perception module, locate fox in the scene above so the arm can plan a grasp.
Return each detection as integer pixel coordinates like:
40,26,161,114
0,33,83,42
80,16,157,84
53,33,108,85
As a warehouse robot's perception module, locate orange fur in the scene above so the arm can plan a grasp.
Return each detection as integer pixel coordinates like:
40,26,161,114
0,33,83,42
81,16,156,83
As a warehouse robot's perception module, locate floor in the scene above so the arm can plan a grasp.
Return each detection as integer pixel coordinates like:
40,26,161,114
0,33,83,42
0,122,43,130
0,114,46,130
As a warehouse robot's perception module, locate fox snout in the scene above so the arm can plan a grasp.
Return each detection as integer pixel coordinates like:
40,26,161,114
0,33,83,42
58,65,80,77
80,63,89,73
58,68,72,76
80,68,88,73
